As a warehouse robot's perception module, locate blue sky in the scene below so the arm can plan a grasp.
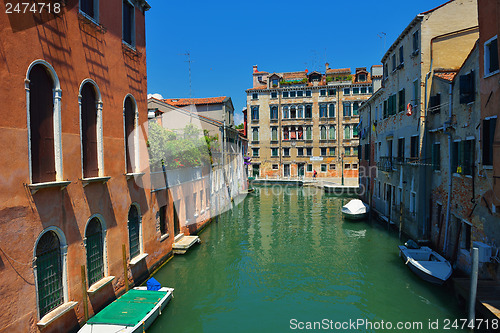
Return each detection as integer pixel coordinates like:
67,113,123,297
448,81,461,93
146,0,448,125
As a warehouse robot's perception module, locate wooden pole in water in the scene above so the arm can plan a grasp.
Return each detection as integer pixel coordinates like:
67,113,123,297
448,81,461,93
399,200,403,240
81,265,88,321
468,247,479,325
122,244,129,292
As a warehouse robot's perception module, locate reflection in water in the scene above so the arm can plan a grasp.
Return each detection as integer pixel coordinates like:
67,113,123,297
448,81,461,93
149,186,466,333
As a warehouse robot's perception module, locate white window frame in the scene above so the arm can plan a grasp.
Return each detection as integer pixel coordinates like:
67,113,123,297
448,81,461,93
128,203,145,263
484,35,499,78
84,214,111,287
251,127,259,141
79,0,99,23
25,60,63,184
33,227,69,320
122,0,136,48
123,94,140,174
79,79,104,178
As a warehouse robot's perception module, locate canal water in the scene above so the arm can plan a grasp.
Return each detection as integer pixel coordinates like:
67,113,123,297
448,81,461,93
149,186,467,332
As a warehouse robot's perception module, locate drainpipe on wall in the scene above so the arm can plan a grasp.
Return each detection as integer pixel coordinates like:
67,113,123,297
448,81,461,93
443,82,453,256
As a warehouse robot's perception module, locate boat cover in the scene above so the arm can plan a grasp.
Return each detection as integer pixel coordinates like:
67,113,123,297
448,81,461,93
343,199,367,214
87,289,168,327
147,277,161,291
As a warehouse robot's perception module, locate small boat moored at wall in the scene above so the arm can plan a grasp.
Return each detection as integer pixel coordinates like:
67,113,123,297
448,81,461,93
341,199,369,220
398,241,452,285
78,279,174,333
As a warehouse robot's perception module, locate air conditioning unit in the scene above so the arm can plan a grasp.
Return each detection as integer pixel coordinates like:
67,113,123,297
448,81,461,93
473,241,492,263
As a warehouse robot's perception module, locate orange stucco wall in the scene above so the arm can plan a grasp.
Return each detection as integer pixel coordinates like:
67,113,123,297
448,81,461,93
0,1,175,332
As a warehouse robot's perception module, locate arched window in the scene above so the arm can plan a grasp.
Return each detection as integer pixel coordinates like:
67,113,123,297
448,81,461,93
270,106,278,120
297,126,303,140
81,82,99,178
124,95,137,173
320,126,327,140
85,217,104,286
290,126,296,140
290,106,296,119
329,125,336,140
353,102,359,116
305,126,312,140
28,64,56,183
35,231,64,317
283,126,290,140
344,125,351,140
297,105,304,118
329,103,335,118
128,205,141,259
283,106,289,119
305,105,312,118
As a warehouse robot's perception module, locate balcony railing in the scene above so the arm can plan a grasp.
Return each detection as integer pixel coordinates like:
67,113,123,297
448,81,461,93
377,156,393,172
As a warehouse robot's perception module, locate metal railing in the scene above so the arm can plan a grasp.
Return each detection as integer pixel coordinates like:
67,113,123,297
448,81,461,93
377,156,393,172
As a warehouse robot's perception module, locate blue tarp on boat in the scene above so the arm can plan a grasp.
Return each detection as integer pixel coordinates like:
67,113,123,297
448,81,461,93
147,277,161,291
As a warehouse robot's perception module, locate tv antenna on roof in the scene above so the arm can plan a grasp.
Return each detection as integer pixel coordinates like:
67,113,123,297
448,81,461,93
377,32,387,58
181,51,194,98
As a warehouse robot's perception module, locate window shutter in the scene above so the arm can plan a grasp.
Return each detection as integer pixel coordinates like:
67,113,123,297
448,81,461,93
469,71,475,103
459,75,468,104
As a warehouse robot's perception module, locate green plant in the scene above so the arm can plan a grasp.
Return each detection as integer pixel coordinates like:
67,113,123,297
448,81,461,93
148,122,220,170
279,78,307,86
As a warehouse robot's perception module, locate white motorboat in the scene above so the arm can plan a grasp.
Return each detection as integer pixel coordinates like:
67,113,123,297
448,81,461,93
398,243,452,285
341,199,369,220
78,279,173,333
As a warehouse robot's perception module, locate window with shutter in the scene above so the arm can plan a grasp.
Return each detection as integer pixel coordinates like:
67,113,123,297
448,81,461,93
430,94,441,113
124,96,136,173
36,231,64,317
29,65,56,183
81,83,99,178
398,89,405,112
459,72,475,104
329,104,335,118
483,118,497,165
128,205,140,259
86,217,104,286
122,0,135,46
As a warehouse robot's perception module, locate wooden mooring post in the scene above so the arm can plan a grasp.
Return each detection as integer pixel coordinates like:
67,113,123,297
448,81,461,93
122,244,129,292
81,265,88,321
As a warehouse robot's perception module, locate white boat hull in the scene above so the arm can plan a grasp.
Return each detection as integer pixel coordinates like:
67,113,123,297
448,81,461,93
341,211,368,220
398,246,452,285
341,199,369,221
78,287,174,333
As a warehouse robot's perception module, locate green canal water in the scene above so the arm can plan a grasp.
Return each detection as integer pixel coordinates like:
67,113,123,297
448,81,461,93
148,186,467,332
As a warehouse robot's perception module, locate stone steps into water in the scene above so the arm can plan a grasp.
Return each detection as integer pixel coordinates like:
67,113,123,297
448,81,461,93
172,234,200,254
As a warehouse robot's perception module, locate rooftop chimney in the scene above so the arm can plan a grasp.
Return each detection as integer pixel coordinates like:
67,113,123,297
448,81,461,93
253,65,258,73
325,63,330,71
